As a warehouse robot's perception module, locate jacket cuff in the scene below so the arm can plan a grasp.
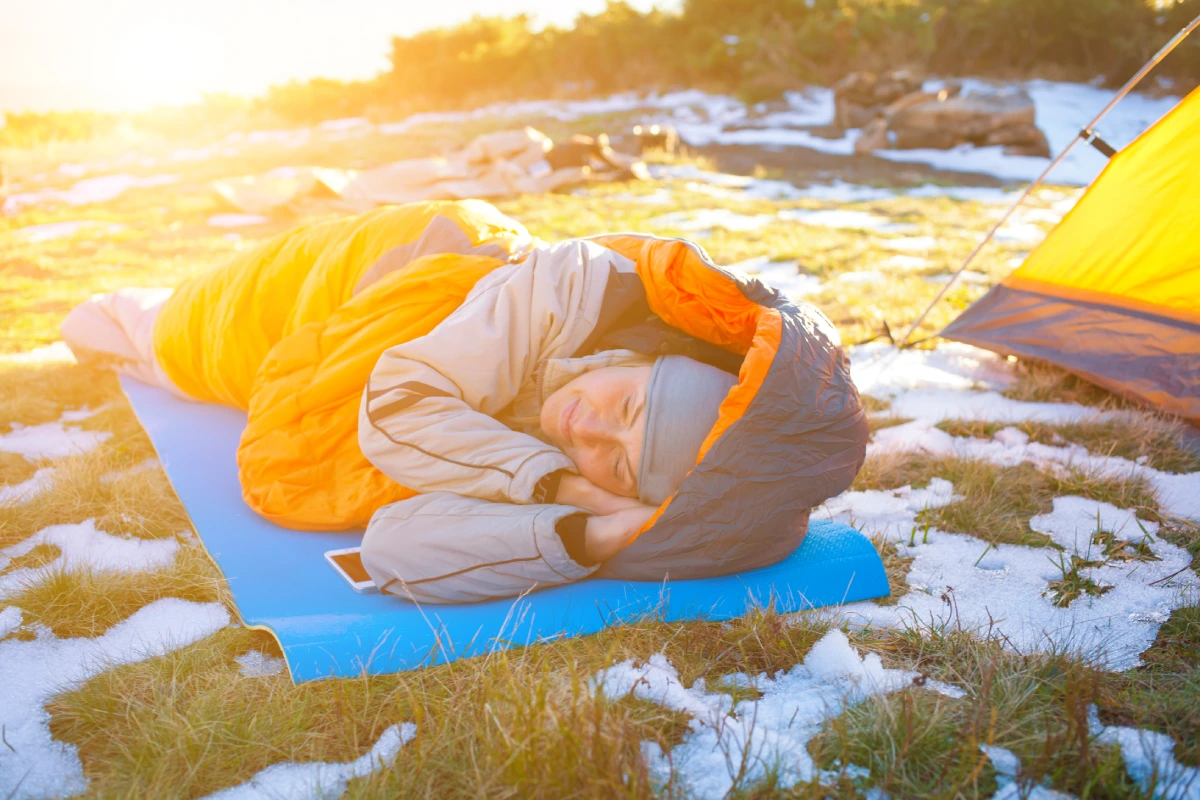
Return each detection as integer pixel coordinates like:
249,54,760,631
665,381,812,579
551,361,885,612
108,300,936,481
534,506,599,581
555,513,594,567
510,451,575,504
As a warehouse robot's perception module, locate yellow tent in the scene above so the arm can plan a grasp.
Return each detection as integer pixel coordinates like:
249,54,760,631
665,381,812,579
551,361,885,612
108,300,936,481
942,86,1200,422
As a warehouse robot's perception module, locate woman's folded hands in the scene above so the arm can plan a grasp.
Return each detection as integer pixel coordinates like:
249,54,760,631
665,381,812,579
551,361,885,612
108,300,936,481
555,473,656,562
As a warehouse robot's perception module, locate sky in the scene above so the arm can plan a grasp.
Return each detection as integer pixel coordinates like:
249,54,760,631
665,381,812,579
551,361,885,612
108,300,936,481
0,0,666,114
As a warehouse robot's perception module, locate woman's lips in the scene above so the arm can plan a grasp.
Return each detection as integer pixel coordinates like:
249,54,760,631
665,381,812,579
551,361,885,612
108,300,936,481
561,398,579,446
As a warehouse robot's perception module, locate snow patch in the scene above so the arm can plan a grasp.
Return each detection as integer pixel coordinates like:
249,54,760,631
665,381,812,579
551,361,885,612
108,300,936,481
0,412,111,461
235,650,287,678
0,520,179,600
9,220,125,243
594,629,965,798
779,208,915,232
0,342,76,364
201,722,417,800
926,270,990,285
981,744,1078,800
1089,706,1200,800
603,187,675,204
881,235,939,252
0,599,230,799
823,488,1199,671
207,213,271,228
647,208,775,232
850,341,1016,397
0,606,21,638
3,173,178,215
0,468,55,506
871,420,1200,522
884,254,933,270
729,257,825,298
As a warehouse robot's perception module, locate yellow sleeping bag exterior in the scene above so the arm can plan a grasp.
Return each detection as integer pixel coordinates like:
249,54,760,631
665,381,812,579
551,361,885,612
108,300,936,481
152,200,530,529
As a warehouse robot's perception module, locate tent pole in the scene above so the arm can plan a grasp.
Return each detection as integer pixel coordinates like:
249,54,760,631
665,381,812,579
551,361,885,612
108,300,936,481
895,13,1200,349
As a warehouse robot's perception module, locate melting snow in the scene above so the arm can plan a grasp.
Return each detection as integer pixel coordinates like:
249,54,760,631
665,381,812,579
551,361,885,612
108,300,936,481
872,420,1200,522
201,722,417,800
1089,706,1200,800
0,413,111,461
838,270,886,284
3,173,178,215
235,650,287,678
0,342,76,364
0,468,55,506
0,598,230,799
604,187,675,204
981,744,1078,800
730,257,825,298
884,254,933,270
823,486,1198,671
594,629,964,799
779,208,915,232
0,520,179,600
0,606,21,638
881,235,939,252
207,213,271,228
850,341,1016,397
8,220,126,243
647,209,775,232
926,270,990,285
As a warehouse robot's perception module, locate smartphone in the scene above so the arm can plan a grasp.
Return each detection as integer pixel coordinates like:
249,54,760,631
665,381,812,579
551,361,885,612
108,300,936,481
324,547,378,594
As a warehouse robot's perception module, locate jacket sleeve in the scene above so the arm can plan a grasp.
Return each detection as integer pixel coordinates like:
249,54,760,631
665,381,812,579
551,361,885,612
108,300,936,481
358,240,618,504
360,492,598,604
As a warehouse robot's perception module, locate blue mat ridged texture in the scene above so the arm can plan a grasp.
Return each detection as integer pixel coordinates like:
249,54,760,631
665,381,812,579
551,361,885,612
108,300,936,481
121,376,889,681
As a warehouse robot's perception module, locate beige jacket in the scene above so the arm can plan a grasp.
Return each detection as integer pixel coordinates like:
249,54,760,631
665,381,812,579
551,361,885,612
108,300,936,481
358,239,648,603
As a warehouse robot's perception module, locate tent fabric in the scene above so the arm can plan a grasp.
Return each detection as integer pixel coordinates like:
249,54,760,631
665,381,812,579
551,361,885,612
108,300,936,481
149,200,867,583
943,87,1200,421
120,374,891,681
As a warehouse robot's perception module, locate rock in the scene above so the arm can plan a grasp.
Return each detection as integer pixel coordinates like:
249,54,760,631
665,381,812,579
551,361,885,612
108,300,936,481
891,126,966,150
855,118,891,154
1003,141,1053,158
889,90,1036,135
839,76,1050,157
985,124,1051,157
871,70,924,105
834,70,924,129
835,97,879,128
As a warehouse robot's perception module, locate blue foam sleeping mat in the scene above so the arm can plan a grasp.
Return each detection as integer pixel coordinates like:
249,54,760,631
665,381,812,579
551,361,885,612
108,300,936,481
120,376,890,682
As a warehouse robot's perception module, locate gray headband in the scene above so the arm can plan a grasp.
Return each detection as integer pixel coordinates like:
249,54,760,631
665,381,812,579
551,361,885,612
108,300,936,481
638,355,738,505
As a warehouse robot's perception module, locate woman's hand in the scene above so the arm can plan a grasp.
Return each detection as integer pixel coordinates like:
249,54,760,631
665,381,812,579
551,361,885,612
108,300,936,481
556,473,644,516
584,504,657,563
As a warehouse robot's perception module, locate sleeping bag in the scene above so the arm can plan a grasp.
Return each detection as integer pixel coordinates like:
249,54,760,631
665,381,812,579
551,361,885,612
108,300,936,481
67,199,867,598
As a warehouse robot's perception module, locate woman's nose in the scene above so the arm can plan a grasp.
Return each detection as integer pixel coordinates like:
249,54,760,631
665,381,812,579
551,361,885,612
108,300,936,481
574,410,610,442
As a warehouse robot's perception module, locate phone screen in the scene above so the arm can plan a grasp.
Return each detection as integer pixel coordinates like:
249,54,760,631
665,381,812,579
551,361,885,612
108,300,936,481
331,551,372,584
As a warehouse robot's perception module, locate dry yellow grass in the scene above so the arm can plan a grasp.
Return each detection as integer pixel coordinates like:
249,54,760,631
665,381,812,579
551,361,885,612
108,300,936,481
1,110,1196,798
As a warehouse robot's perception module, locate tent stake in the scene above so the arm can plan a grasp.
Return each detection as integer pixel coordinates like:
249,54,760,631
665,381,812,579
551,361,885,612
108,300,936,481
895,13,1200,350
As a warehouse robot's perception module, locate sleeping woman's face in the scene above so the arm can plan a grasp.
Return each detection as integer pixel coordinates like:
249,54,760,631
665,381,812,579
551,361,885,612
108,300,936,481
539,365,653,498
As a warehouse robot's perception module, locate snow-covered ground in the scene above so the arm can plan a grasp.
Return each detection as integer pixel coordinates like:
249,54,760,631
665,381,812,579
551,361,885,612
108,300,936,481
0,407,413,800
5,78,1178,218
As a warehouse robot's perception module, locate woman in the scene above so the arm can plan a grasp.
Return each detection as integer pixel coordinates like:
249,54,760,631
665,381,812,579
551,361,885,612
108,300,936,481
355,234,740,601
63,200,867,604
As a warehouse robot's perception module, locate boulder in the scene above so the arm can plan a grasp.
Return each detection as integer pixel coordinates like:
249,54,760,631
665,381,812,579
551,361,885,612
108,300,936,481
984,124,1051,157
854,118,891,155
834,70,924,128
889,90,1036,135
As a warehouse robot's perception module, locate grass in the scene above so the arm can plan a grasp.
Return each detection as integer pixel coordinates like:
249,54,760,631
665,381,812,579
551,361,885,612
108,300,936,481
2,106,1197,798
854,454,1161,548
